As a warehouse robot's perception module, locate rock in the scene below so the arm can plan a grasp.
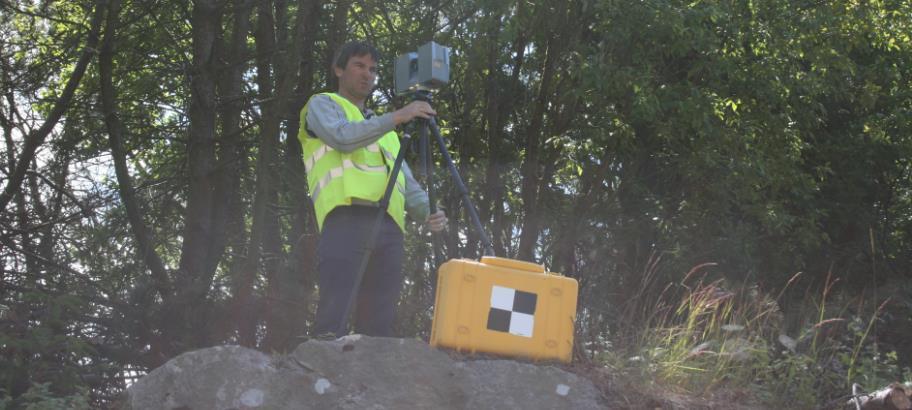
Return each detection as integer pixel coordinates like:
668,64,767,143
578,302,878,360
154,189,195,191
121,336,607,409
463,360,605,409
290,335,471,409
120,345,323,409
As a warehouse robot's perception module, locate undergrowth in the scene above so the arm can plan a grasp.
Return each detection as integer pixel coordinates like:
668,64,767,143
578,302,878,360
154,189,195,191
588,258,911,409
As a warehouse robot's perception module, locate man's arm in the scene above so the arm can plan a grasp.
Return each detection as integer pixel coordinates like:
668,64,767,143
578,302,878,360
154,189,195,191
305,94,396,152
306,95,438,153
402,161,446,232
401,161,429,223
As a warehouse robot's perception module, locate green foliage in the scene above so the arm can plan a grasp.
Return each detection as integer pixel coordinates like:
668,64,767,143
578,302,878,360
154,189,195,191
4,383,91,410
0,286,97,406
756,347,823,409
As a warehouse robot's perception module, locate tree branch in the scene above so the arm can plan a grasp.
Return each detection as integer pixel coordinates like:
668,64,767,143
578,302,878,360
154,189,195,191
0,0,106,212
24,169,93,217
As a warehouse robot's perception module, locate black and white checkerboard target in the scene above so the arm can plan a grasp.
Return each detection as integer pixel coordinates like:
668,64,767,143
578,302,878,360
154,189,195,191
486,285,538,337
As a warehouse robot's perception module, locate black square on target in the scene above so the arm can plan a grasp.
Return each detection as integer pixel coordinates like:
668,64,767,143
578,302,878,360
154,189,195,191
487,308,511,332
513,290,537,315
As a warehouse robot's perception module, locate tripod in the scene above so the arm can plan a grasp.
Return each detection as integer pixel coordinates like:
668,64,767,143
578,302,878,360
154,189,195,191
335,91,494,337
412,90,495,259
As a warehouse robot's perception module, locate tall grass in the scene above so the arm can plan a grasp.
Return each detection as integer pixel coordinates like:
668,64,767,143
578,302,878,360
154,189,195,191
596,259,909,408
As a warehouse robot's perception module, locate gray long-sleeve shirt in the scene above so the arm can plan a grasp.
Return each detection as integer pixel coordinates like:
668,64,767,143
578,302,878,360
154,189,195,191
305,94,430,222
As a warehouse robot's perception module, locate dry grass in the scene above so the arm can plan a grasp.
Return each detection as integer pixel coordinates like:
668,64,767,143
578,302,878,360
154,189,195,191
574,258,910,409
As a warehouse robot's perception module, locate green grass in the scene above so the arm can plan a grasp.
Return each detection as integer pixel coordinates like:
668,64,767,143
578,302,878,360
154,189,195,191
595,262,910,408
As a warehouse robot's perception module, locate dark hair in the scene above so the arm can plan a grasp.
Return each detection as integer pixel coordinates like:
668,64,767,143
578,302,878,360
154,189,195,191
333,41,380,70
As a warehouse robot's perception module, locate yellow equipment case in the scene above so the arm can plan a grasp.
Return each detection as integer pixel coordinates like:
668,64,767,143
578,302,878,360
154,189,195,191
429,256,578,363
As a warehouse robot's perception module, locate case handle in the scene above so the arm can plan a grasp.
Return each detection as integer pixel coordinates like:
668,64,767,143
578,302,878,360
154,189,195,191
480,256,547,274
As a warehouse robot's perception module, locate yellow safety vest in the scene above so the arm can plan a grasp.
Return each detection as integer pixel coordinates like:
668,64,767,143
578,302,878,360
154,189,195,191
298,93,406,232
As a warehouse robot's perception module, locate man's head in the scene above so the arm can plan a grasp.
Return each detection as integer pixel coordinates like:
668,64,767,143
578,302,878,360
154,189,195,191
333,41,380,106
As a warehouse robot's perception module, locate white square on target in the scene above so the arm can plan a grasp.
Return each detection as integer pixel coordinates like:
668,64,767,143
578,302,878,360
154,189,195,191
509,312,535,337
490,286,515,311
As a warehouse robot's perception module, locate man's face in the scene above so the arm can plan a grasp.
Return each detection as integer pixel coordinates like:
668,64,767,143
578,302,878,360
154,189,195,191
335,53,378,102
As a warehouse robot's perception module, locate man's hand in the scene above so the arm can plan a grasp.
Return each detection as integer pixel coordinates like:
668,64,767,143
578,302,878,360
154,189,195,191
393,101,436,125
425,210,447,233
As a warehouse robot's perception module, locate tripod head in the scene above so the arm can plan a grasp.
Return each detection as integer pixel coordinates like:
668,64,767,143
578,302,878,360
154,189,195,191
410,88,433,102
397,87,434,107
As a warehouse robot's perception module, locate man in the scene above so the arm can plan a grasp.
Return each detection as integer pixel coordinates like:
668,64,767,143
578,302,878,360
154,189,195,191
299,41,447,338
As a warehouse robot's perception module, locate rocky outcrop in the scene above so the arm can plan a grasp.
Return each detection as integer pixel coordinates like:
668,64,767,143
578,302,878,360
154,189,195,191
121,335,606,409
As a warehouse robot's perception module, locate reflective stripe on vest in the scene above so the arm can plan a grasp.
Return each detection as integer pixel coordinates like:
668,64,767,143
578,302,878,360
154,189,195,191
304,143,382,174
310,158,393,202
298,92,407,232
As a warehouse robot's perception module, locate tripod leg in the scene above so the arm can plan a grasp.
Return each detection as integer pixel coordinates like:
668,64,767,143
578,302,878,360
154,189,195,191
418,123,428,178
336,135,414,337
427,117,495,257
421,121,446,269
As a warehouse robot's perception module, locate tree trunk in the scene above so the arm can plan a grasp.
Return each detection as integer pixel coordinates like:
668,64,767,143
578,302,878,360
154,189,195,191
552,151,613,276
274,0,322,347
516,35,557,262
206,0,251,280
263,0,321,350
260,0,289,351
478,11,528,257
180,0,221,298
99,0,171,298
173,0,224,353
230,0,280,348
323,1,352,89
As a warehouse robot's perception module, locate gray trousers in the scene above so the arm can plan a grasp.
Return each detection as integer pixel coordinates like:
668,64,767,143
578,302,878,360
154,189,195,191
312,205,405,337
